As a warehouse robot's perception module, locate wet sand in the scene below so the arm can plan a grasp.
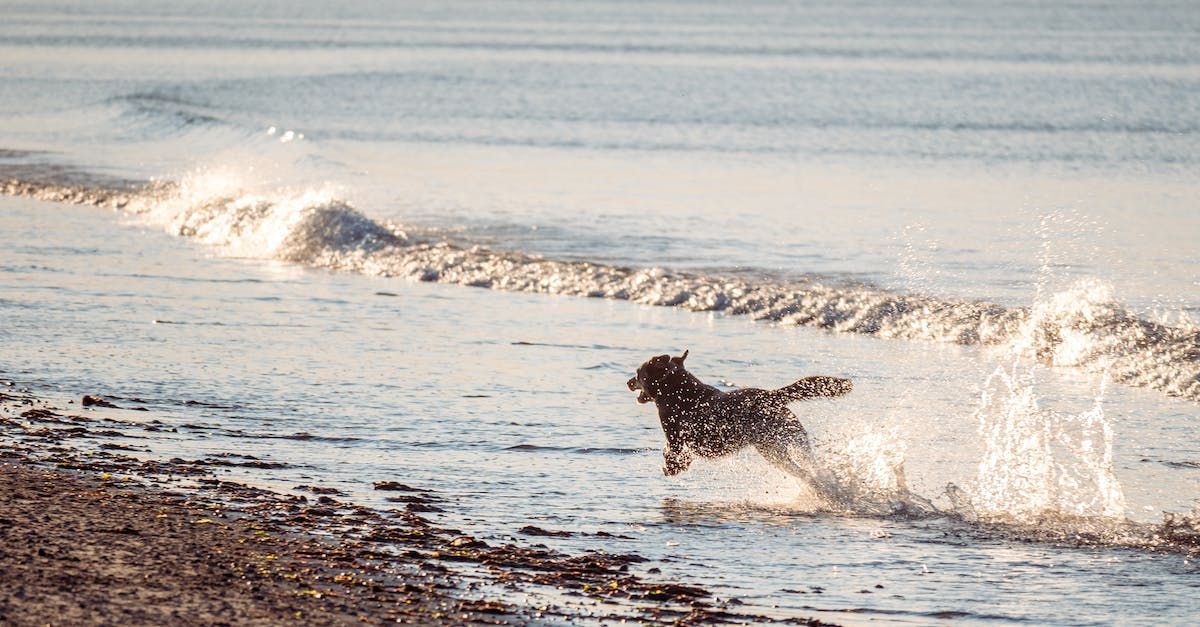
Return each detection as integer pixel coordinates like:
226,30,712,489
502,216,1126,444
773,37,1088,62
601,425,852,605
0,385,828,626
0,461,459,626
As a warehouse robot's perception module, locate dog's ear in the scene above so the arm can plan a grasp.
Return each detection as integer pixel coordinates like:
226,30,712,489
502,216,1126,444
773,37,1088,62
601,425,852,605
671,349,688,365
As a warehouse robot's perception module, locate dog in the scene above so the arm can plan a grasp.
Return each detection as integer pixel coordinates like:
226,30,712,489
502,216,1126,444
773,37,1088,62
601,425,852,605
627,350,851,488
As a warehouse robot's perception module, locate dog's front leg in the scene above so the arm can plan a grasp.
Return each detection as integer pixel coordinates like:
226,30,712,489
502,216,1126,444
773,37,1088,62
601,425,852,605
658,409,692,476
663,445,693,476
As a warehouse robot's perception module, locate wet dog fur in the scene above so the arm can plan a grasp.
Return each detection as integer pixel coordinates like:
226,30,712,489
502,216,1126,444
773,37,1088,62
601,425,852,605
627,350,851,485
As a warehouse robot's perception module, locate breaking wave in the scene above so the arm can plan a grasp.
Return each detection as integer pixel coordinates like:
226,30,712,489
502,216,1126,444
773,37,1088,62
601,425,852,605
3,171,1198,404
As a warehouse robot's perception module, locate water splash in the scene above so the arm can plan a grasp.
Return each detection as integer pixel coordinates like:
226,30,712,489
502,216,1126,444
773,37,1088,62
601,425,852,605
686,429,931,519
699,424,935,518
964,364,1125,522
955,218,1128,524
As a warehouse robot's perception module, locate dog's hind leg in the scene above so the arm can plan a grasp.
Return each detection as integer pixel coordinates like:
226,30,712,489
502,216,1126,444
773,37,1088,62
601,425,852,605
754,441,833,503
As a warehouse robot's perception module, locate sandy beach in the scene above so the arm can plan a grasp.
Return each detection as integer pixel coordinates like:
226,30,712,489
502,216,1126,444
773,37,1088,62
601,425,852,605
0,384,824,626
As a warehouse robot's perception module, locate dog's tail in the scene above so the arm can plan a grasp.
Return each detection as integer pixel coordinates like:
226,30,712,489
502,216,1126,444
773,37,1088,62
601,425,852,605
776,376,852,401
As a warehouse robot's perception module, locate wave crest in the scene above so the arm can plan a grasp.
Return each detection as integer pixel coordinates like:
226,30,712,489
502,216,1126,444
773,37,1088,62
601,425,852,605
119,170,406,264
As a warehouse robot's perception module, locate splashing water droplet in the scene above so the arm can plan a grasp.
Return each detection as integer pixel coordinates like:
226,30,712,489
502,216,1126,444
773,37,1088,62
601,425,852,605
964,363,1125,523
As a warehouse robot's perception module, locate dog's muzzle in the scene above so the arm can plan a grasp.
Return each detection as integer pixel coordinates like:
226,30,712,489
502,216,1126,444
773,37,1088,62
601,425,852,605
627,376,653,404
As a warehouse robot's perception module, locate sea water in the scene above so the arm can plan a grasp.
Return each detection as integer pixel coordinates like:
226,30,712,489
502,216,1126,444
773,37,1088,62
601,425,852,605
2,1,1198,623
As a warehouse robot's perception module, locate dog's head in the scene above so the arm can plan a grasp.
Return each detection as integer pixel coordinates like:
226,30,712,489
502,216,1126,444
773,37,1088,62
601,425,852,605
627,350,689,404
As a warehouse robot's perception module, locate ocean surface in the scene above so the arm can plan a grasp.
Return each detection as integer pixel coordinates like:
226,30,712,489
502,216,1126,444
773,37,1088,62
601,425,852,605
2,1,1199,623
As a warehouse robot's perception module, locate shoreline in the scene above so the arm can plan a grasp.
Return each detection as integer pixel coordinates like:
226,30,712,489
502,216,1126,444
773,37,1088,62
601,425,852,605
0,383,826,626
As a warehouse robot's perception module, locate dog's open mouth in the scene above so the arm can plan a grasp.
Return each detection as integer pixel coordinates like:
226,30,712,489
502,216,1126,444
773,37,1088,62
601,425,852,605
627,376,653,404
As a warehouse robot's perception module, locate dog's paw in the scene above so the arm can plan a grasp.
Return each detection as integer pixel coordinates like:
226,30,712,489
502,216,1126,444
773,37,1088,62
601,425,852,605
663,449,691,476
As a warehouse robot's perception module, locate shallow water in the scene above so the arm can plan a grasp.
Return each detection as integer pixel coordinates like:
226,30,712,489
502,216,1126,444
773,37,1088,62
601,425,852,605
4,196,1199,623
2,1,1199,623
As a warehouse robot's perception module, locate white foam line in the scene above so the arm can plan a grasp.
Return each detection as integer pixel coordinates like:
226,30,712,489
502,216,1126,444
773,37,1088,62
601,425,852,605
4,176,1197,403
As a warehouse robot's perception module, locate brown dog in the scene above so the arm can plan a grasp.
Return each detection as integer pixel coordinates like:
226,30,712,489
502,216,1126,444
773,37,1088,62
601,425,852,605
627,350,851,484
